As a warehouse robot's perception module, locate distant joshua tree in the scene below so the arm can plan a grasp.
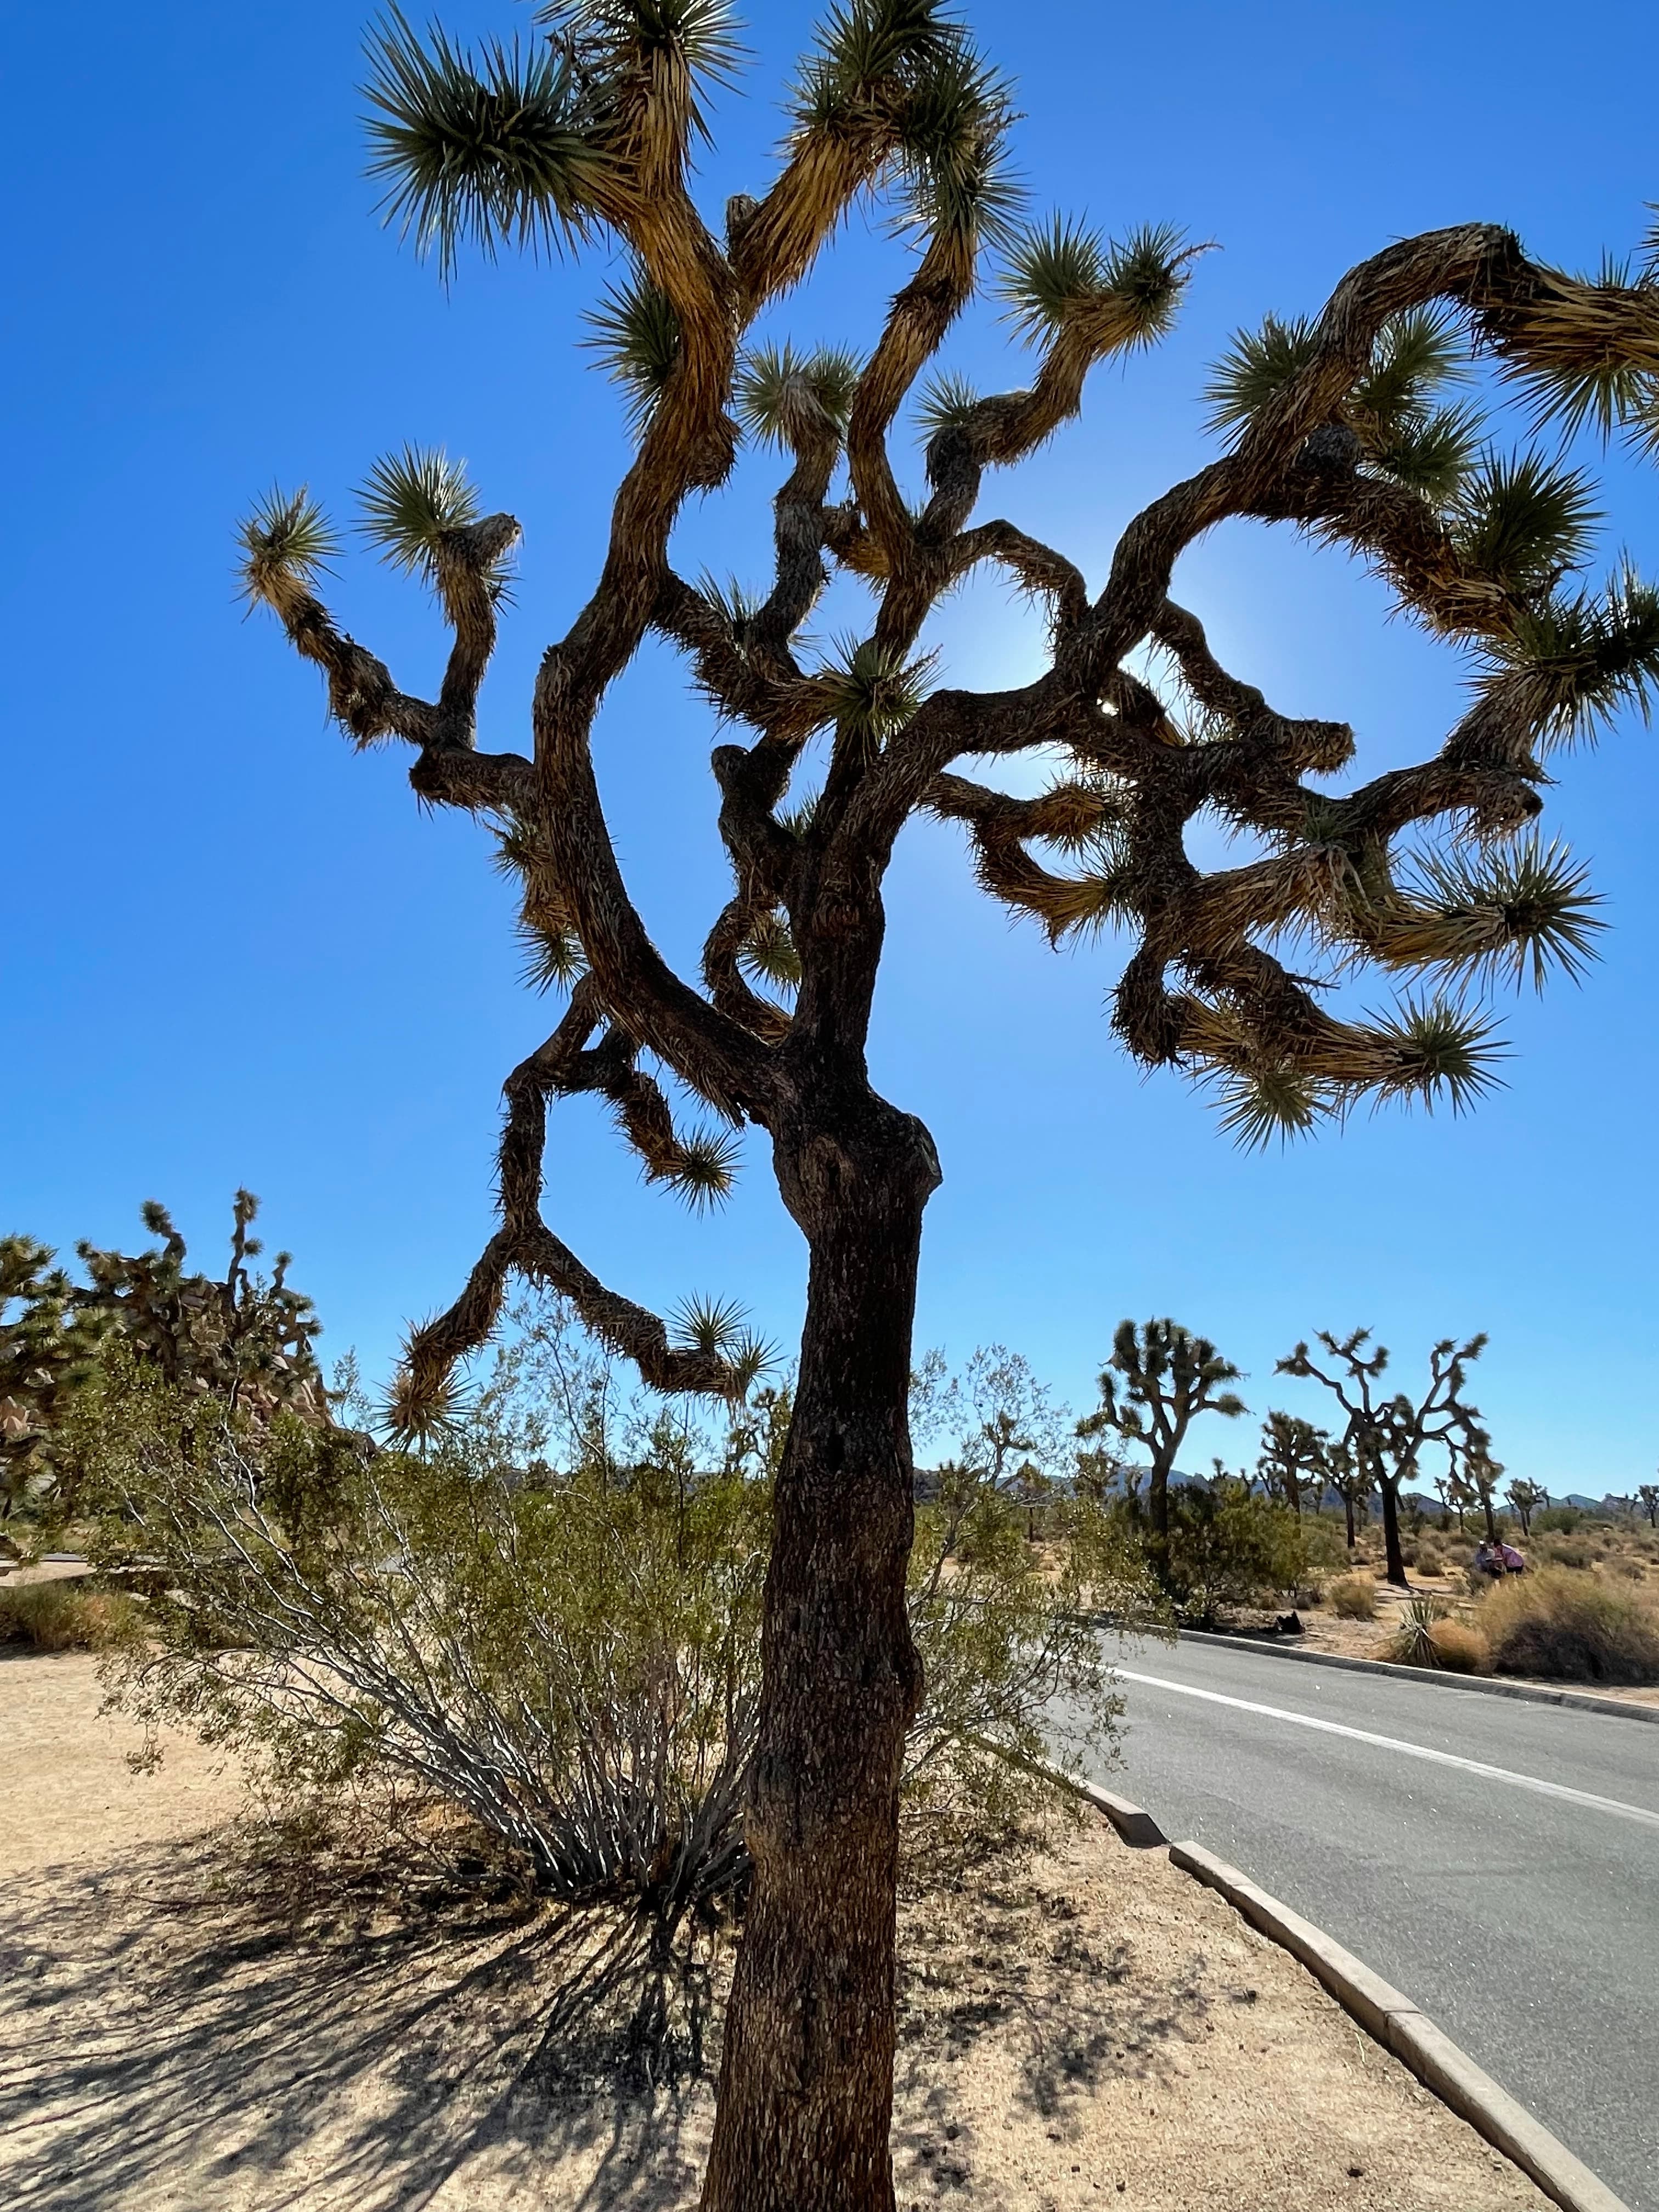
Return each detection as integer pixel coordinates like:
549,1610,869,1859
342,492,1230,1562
1281,1331,1488,1585
1639,1482,1659,1529
1077,1320,1247,1555
235,3,1659,2201
1506,1475,1547,1537
1255,1409,1329,1516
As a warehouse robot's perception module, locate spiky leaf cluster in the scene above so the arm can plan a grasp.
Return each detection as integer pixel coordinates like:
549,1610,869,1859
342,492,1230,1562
734,343,860,449
819,636,934,748
238,487,338,607
660,1124,745,1212
1001,217,1190,350
358,445,488,584
585,268,682,428
794,1,1018,244
1483,567,1659,740
364,8,606,274
1400,834,1604,992
670,1293,777,1400
1449,451,1601,598
737,910,802,990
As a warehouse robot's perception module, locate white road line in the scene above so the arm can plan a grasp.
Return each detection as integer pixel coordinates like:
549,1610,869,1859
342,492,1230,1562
1116,1668,1659,1832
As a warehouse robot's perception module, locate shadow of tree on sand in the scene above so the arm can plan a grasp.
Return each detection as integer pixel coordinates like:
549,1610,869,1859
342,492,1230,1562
0,1827,724,2210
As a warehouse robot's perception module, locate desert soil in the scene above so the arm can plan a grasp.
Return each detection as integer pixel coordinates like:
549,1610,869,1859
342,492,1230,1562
1,1653,1551,2212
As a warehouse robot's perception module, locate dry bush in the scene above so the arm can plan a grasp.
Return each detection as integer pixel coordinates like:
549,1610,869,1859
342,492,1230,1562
1427,1619,1492,1673
0,1579,139,1651
1414,1542,1445,1576
1479,1567,1659,1684
1328,1573,1378,1621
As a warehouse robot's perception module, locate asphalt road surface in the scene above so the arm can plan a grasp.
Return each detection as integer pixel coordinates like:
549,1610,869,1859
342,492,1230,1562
1062,1638,1659,2210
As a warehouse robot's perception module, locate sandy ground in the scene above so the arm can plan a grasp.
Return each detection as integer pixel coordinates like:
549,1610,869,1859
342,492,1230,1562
0,1655,1553,2212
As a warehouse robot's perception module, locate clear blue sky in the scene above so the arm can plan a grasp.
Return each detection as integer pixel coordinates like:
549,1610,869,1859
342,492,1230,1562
5,1,1657,1493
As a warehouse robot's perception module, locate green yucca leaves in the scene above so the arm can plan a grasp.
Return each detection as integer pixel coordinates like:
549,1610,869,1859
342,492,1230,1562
1368,402,1483,504
1351,307,1467,430
541,0,744,78
1403,835,1604,992
998,215,1102,341
1212,1064,1330,1152
734,344,860,449
894,41,1020,246
584,268,682,429
380,1350,476,1448
364,9,605,276
737,911,802,989
516,919,586,992
915,370,981,441
819,636,934,746
1370,998,1506,1115
1001,217,1189,349
238,487,339,606
662,1125,744,1212
670,1291,749,1355
1449,451,1600,596
793,0,973,132
1486,566,1659,740
1204,314,1321,439
358,445,484,580
1097,223,1193,349
669,1291,777,1396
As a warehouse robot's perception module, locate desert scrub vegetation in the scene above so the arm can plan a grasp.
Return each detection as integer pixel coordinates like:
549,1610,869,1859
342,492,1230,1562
1384,1594,1491,1672
88,1308,1160,1934
0,1578,141,1652
1328,1571,1379,1620
1479,1565,1659,1684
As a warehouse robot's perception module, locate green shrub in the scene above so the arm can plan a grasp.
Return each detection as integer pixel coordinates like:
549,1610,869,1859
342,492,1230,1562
1163,1484,1308,1624
1536,1534,1593,1570
1329,1573,1378,1621
90,1315,1162,1929
0,1578,139,1651
1479,1567,1659,1684
1534,1506,1584,1533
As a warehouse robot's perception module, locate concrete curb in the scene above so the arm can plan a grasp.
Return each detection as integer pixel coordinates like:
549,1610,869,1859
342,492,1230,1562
1178,1627,1659,1724
1069,1777,1167,1849
1167,1838,1632,2212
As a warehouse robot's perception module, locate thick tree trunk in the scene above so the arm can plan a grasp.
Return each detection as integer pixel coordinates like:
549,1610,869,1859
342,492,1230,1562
701,1101,938,2212
1380,1475,1408,1587
1344,1494,1357,1548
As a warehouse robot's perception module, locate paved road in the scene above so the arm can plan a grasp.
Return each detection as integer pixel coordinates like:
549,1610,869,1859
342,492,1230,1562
1060,1637,1659,2210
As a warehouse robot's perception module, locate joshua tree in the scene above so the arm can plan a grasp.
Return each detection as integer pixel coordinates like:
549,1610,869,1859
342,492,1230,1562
1638,1481,1659,1529
0,1239,103,1520
1506,1475,1546,1537
1459,1443,1505,1543
234,3,1659,2199
1325,1437,1378,1548
2,1199,329,1521
1281,1331,1488,1585
1255,1409,1329,1516
1077,1320,1247,1554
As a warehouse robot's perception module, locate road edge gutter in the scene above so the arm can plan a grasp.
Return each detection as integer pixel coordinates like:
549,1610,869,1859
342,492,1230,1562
1166,1837,1632,2212
1177,1628,1659,1724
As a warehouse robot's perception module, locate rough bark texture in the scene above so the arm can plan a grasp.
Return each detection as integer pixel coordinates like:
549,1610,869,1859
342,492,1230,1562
703,1098,936,2212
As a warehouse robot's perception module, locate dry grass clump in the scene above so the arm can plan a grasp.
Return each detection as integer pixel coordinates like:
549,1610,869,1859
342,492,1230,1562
0,1581,139,1652
1384,1595,1491,1672
1328,1572,1378,1620
1479,1566,1659,1684
1425,1619,1492,1673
